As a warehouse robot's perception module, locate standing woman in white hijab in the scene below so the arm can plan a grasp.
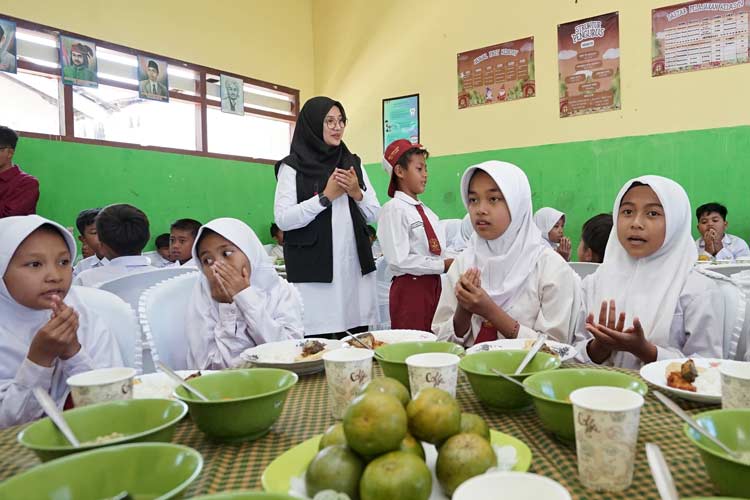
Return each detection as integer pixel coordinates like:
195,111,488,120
533,207,572,261
0,216,122,429
186,218,304,370
432,161,581,347
575,176,724,369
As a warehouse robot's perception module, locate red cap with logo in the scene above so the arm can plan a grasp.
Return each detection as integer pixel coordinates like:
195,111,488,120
382,139,424,197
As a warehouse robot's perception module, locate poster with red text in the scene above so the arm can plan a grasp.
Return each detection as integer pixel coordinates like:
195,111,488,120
652,1,749,77
457,37,535,109
557,12,621,118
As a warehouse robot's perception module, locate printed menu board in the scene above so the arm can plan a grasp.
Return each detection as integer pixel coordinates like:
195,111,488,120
652,0,749,76
457,37,535,109
557,12,621,118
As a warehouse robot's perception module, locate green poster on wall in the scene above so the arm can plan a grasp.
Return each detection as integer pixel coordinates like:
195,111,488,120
382,94,419,151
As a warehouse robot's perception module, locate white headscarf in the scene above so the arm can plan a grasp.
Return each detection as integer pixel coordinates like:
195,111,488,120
459,161,546,309
585,176,697,365
533,207,565,244
186,218,301,363
459,213,474,242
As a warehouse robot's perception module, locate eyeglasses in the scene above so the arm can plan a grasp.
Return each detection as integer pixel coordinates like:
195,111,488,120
324,117,347,130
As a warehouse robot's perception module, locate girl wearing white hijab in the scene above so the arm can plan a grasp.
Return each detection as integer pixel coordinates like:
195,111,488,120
575,176,724,369
533,207,572,261
0,216,123,429
432,161,581,346
186,218,304,369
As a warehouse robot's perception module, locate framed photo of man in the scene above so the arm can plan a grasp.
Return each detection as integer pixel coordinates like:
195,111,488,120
137,56,169,102
220,74,244,115
60,35,97,87
0,19,17,74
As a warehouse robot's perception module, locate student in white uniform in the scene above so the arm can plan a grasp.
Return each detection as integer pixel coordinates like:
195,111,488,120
377,139,452,332
169,218,201,268
185,218,304,369
533,207,572,261
72,208,108,277
432,161,580,347
74,204,156,287
274,96,380,336
695,202,750,261
575,176,724,369
268,223,285,261
0,215,123,428
149,233,174,268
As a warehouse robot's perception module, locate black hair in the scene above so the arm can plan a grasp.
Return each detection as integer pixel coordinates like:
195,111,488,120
0,126,19,149
170,218,201,237
395,146,430,170
696,202,727,221
75,208,101,234
366,225,376,238
270,223,281,238
581,213,613,263
95,204,150,256
155,233,170,249
195,227,217,252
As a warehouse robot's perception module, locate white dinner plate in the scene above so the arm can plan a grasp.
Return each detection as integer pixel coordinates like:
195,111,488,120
639,358,723,404
239,339,342,375
133,370,217,399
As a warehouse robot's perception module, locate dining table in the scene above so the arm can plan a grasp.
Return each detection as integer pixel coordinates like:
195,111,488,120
0,362,723,499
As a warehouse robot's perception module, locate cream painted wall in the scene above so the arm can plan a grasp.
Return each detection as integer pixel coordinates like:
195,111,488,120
312,0,750,163
2,0,315,100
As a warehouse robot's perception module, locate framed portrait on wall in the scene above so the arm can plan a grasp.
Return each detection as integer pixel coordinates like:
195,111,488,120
59,35,98,87
0,18,17,74
382,94,419,152
137,56,169,102
220,74,244,115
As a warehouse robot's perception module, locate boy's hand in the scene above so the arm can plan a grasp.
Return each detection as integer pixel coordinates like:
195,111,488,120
334,167,363,201
213,261,250,300
323,172,346,202
28,296,80,367
704,228,723,255
557,237,572,261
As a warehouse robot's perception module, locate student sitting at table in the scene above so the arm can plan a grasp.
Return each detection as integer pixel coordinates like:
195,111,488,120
74,204,156,287
150,233,174,268
576,213,613,264
0,215,123,428
268,223,285,261
432,161,580,347
695,202,750,262
186,218,304,370
72,207,108,277
533,207,572,262
169,218,201,268
575,176,724,369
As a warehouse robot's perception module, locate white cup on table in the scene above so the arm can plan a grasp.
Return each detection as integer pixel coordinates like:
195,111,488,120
405,352,460,398
569,386,644,492
66,367,136,407
322,348,373,419
720,360,750,409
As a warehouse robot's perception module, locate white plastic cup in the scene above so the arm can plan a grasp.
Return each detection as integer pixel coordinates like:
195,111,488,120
66,367,136,407
323,348,374,419
720,361,750,409
405,352,460,398
569,386,645,492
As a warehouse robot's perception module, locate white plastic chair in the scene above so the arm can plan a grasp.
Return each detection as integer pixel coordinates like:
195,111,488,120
263,243,274,255
696,268,748,361
729,270,750,361
138,272,200,372
569,262,600,279
71,286,140,369
98,267,198,312
440,218,466,254
705,264,750,277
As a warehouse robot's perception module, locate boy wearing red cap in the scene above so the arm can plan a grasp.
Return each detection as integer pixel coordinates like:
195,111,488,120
377,139,453,331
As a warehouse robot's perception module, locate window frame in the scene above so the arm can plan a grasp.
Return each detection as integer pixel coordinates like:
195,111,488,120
3,14,299,165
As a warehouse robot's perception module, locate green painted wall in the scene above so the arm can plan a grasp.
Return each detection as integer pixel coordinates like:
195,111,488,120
16,125,750,256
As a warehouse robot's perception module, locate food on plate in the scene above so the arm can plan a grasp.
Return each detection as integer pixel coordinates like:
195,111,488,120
407,387,461,445
319,423,348,451
665,359,721,394
184,371,202,381
359,451,432,500
295,340,328,362
343,392,407,458
459,412,490,442
522,340,559,358
346,332,386,349
398,433,425,461
81,431,126,446
358,377,410,407
436,433,497,496
305,444,364,499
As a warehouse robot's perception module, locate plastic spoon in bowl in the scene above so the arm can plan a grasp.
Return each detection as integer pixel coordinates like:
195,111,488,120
646,443,680,500
32,387,80,448
514,333,547,375
654,391,742,460
491,368,543,398
156,362,209,401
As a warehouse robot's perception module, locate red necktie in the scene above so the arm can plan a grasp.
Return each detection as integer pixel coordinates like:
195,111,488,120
415,204,441,255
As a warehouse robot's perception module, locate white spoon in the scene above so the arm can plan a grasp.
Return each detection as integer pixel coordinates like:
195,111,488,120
514,333,548,375
32,387,80,447
646,443,680,500
157,362,209,401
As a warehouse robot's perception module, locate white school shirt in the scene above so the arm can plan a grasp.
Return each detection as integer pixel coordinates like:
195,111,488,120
695,233,750,261
377,191,446,277
150,253,174,268
573,269,724,369
0,286,124,428
432,248,581,346
274,163,381,335
269,245,285,261
72,255,108,278
73,255,156,287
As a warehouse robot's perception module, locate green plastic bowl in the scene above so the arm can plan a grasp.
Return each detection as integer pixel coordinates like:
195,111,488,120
193,493,298,499
523,368,648,443
174,368,298,442
684,409,750,498
17,398,187,462
374,341,465,390
0,442,202,499
459,350,560,411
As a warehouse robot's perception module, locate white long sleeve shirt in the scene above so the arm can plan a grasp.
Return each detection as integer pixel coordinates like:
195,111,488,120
274,163,380,335
696,233,750,261
72,255,108,278
377,191,446,277
73,255,156,287
432,248,581,346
